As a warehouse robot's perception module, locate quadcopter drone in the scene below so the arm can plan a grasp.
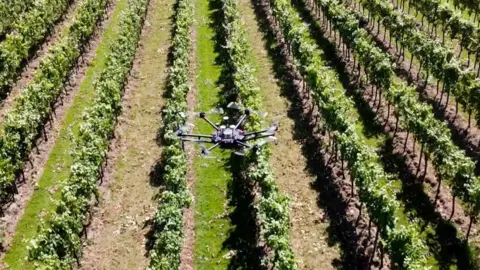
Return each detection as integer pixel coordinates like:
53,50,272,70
176,103,279,157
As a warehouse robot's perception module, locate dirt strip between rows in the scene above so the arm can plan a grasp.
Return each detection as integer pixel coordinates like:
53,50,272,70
0,0,118,260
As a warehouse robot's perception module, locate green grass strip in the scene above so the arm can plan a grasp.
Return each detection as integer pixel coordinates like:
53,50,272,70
193,0,234,268
2,0,128,268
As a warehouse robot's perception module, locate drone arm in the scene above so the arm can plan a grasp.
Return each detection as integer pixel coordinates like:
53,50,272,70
243,134,275,142
237,141,253,149
180,138,214,144
243,128,271,137
180,133,213,139
234,114,247,129
202,116,220,130
207,143,221,151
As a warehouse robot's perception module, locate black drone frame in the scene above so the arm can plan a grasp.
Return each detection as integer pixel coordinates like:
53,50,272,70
178,110,277,154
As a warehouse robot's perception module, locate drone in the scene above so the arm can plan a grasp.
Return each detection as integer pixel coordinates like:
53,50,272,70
176,102,279,157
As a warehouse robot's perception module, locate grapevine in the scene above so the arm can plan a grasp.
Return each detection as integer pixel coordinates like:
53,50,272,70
147,0,193,268
0,0,72,96
220,0,296,268
0,0,34,36
355,0,480,124
27,0,148,267
310,0,480,225
397,0,480,66
0,0,109,205
268,0,429,268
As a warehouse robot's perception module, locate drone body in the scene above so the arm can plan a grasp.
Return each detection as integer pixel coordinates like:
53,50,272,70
176,106,278,156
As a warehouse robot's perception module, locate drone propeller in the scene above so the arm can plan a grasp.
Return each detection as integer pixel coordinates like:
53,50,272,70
267,121,279,134
197,142,217,159
227,102,268,118
175,123,195,135
233,150,246,156
191,107,225,118
255,136,278,147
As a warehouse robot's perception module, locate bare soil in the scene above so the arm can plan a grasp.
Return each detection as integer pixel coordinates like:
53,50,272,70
179,9,198,270
0,0,84,121
253,0,390,269
0,0,117,259
78,0,174,268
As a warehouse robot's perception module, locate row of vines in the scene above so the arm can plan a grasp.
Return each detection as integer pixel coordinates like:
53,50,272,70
0,0,108,207
26,0,148,267
147,0,193,268
311,0,480,234
0,0,33,36
355,0,480,124
268,0,429,268
219,0,296,268
0,0,74,95
395,0,480,65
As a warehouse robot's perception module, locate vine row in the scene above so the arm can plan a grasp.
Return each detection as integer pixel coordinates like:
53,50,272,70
395,0,480,66
0,0,34,36
0,0,73,96
269,0,429,268
27,0,148,267
0,0,109,206
220,0,296,268
355,0,480,124
147,0,193,268
311,0,480,231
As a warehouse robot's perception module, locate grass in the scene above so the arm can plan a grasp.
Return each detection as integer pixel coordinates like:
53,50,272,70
193,0,234,268
2,0,128,268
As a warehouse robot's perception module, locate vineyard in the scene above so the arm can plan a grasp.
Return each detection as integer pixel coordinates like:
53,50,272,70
0,0,480,269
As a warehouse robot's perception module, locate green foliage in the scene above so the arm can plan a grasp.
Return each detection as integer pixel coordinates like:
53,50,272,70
0,0,72,94
220,0,296,268
313,0,480,222
148,0,193,268
407,0,479,55
26,0,148,267
0,0,34,36
269,0,429,268
359,0,480,123
0,0,108,206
